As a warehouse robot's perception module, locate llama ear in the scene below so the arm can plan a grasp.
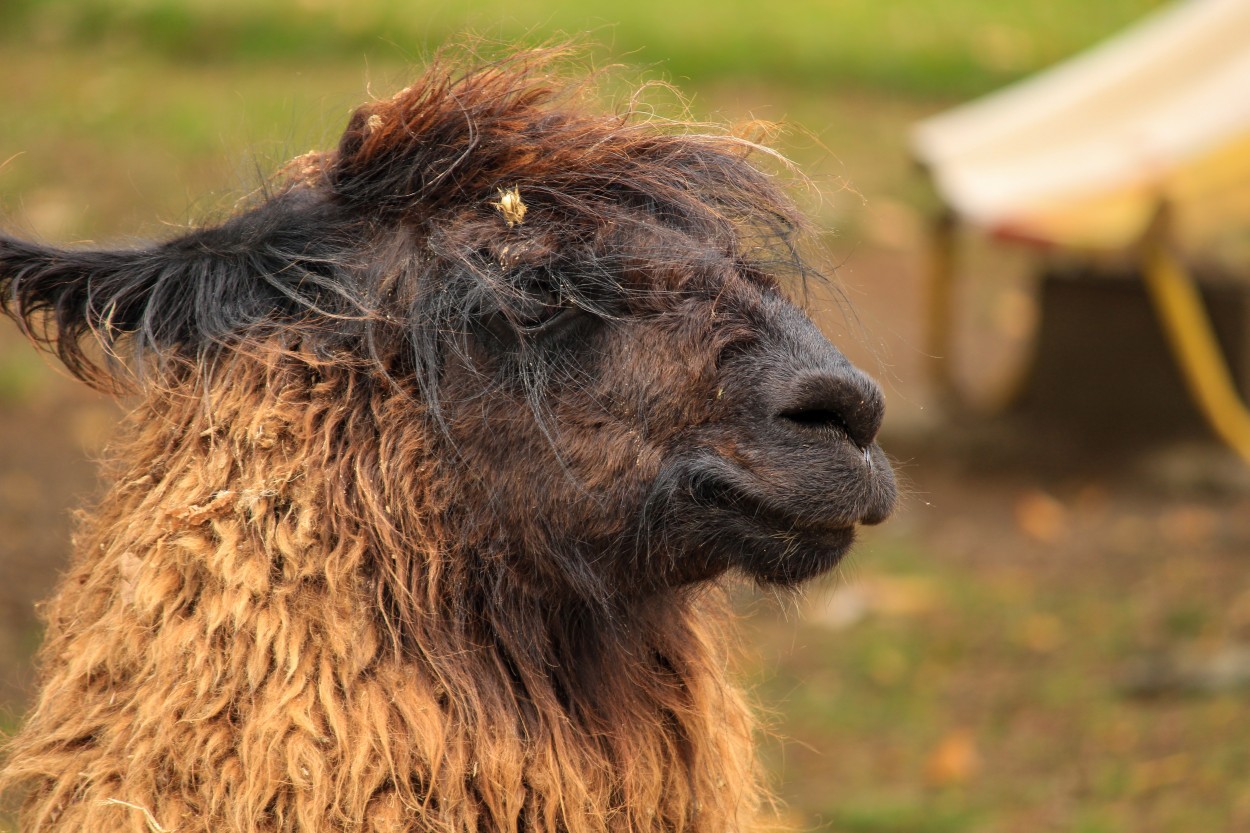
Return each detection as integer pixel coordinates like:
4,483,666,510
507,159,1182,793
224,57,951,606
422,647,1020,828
0,233,172,387
0,191,351,389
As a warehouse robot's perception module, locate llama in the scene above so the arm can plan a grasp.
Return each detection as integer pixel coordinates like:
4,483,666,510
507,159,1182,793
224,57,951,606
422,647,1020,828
0,51,896,833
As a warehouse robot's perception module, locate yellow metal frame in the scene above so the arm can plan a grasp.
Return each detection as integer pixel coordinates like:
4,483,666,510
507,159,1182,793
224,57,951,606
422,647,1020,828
1139,209,1250,464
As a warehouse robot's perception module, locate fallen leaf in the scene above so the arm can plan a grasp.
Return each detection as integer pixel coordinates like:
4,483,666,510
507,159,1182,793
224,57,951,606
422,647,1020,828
925,729,980,788
1014,490,1068,544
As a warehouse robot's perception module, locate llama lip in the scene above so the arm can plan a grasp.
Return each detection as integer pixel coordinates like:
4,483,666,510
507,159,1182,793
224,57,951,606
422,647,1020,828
696,478,858,538
683,451,888,532
707,482,859,584
664,460,868,584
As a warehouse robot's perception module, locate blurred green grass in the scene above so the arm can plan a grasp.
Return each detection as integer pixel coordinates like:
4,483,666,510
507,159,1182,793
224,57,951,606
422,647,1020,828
3,0,1166,97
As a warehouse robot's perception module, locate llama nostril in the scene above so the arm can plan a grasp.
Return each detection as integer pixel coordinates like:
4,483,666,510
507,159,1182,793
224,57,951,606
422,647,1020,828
775,370,884,448
777,405,853,436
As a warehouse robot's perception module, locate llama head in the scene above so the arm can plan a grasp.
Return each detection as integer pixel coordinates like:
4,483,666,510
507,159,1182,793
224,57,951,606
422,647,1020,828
0,52,896,611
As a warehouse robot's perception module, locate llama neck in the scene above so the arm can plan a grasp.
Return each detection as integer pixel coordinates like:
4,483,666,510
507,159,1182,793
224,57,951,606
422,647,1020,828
3,364,765,833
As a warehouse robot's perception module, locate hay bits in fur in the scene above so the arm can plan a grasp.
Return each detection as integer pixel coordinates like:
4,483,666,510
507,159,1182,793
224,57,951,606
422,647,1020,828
492,186,527,227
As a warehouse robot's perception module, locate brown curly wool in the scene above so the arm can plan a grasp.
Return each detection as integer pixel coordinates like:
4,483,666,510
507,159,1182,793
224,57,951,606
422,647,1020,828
0,48,896,833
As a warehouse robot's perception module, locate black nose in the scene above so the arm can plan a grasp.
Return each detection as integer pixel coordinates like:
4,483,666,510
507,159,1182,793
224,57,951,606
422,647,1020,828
775,368,885,448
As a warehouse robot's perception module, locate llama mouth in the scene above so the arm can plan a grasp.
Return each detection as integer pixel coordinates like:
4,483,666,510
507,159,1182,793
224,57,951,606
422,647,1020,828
677,463,865,585
696,478,856,538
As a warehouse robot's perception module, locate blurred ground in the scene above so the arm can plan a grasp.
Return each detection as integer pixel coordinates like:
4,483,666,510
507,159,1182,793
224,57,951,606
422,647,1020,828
3,3,1249,831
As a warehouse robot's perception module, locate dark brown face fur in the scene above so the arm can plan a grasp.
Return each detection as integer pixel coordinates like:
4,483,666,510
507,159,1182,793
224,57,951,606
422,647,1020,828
435,248,895,601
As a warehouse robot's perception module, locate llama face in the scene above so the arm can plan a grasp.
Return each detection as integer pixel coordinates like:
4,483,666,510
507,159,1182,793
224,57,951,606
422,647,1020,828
426,224,896,595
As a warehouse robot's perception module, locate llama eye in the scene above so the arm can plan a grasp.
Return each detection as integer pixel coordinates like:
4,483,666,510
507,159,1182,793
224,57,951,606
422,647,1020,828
481,289,587,346
515,301,584,334
514,305,588,345
511,289,567,330
507,275,596,337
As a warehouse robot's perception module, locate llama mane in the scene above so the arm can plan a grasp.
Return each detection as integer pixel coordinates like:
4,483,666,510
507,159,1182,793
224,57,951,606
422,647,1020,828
2,351,762,833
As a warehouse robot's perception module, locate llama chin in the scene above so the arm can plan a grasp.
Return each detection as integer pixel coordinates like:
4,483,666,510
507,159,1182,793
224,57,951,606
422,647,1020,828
0,48,895,833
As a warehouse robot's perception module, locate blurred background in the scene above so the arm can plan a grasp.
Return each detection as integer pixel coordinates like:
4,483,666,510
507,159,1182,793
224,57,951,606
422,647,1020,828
2,1,1249,831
